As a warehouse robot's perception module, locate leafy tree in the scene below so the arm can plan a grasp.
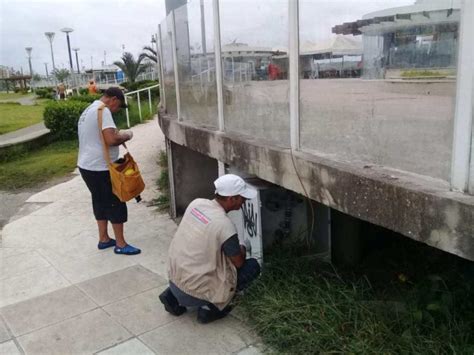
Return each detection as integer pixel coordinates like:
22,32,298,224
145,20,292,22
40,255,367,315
113,52,149,83
52,68,70,82
141,46,157,63
32,74,42,82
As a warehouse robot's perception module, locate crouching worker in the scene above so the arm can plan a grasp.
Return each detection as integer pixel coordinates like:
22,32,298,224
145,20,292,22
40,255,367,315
159,174,261,324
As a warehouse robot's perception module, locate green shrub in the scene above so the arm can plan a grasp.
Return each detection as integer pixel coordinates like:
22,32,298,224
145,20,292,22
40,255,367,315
13,87,29,94
43,100,89,140
68,94,101,103
78,88,89,96
35,88,55,99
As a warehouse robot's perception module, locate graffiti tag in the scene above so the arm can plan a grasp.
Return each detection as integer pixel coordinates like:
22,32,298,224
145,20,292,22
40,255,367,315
242,201,258,238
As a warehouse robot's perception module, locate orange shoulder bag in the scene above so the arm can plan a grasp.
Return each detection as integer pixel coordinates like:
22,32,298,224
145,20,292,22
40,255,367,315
97,104,145,202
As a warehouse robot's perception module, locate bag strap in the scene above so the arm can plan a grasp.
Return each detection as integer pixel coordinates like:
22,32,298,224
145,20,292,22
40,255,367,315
97,103,130,165
97,104,112,165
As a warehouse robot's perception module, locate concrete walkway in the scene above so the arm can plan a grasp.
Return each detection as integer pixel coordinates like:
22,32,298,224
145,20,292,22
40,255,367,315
0,95,36,106
0,119,261,355
0,122,49,148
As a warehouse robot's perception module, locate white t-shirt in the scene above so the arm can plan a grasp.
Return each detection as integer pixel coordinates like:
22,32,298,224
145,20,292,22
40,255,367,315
77,100,119,171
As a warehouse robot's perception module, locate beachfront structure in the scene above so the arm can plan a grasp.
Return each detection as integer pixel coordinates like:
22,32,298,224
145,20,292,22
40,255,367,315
157,0,474,262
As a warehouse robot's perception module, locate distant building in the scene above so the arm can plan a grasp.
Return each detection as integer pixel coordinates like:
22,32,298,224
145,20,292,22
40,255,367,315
332,0,461,78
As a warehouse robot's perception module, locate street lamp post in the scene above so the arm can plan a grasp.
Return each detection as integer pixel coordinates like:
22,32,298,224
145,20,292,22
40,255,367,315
25,47,33,76
60,28,74,72
44,62,49,78
72,48,80,74
44,32,56,70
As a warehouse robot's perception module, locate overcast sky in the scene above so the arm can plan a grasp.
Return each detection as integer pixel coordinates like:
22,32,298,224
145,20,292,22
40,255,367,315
1,0,414,74
0,0,166,73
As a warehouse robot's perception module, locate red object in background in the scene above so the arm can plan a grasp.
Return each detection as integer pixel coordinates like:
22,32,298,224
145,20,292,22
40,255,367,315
268,63,280,80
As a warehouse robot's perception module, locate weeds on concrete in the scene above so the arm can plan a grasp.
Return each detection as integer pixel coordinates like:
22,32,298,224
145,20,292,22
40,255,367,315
149,149,170,211
238,240,474,354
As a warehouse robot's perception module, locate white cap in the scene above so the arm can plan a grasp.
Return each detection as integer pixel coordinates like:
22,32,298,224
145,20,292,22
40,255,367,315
214,174,257,199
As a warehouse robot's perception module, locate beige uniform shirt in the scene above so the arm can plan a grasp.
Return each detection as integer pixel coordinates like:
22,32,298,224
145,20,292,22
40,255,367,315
168,199,238,310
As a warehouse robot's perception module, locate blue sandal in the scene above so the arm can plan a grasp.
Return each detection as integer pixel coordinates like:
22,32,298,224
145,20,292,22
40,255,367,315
114,244,141,255
98,239,116,250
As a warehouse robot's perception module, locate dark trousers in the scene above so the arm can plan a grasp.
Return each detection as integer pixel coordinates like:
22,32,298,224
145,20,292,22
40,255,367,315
236,257,261,291
79,168,127,224
170,258,261,308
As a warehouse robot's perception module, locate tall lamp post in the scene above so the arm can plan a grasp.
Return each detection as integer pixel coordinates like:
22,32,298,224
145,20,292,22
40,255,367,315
60,28,74,72
44,32,56,70
44,62,49,78
25,47,33,76
72,48,80,74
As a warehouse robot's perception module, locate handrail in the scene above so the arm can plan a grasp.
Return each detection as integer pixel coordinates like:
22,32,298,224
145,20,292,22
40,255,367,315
124,84,159,96
123,84,160,127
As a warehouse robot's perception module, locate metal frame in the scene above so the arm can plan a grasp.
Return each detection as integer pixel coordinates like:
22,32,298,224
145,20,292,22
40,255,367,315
170,10,182,121
289,0,300,151
158,24,166,110
451,0,474,193
166,138,177,219
212,0,225,131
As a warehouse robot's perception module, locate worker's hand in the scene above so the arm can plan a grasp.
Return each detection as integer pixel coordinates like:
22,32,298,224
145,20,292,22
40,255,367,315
121,130,133,141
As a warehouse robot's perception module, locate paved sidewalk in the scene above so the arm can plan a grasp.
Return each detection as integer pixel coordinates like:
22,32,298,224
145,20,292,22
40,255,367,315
0,119,261,355
0,122,49,148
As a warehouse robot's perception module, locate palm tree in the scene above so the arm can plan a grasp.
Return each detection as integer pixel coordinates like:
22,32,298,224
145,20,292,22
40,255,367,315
141,46,157,63
113,52,148,83
52,68,70,82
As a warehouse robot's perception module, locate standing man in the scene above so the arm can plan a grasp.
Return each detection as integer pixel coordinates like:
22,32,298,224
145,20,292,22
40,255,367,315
77,87,141,255
57,82,66,100
88,80,98,94
159,174,261,323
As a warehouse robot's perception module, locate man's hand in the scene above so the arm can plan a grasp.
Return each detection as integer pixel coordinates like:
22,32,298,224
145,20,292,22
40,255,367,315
103,128,133,146
120,130,133,141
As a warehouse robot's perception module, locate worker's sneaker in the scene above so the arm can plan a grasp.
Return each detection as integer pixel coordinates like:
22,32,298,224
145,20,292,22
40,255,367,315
159,288,186,316
197,304,232,324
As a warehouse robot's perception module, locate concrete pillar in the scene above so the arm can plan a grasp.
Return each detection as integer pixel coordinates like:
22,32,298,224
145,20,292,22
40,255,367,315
330,209,363,266
169,142,218,216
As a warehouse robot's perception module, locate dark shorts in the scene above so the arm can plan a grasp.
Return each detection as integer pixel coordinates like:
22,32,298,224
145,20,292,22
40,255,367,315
79,167,127,224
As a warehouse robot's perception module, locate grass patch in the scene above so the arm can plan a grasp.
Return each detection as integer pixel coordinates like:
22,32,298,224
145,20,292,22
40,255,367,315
238,241,474,354
0,92,31,100
149,150,170,211
0,99,49,134
115,98,158,129
400,69,452,78
0,140,78,190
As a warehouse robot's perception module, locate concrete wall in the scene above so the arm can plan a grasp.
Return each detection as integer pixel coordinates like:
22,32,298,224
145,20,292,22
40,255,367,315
159,112,474,261
169,141,218,216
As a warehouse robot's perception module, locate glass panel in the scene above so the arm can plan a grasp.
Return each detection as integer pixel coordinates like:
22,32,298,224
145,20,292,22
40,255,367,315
299,0,459,182
220,0,290,146
160,16,177,116
174,1,218,128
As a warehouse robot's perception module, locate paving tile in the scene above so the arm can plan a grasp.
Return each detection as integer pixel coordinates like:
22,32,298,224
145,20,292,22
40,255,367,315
0,266,70,308
56,251,137,284
17,309,131,355
26,177,89,203
235,345,263,355
36,231,101,267
78,265,166,306
0,250,51,281
0,340,21,355
29,201,92,217
1,215,93,249
97,338,155,355
139,315,250,355
0,286,96,337
103,287,176,336
0,317,10,343
0,247,33,259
